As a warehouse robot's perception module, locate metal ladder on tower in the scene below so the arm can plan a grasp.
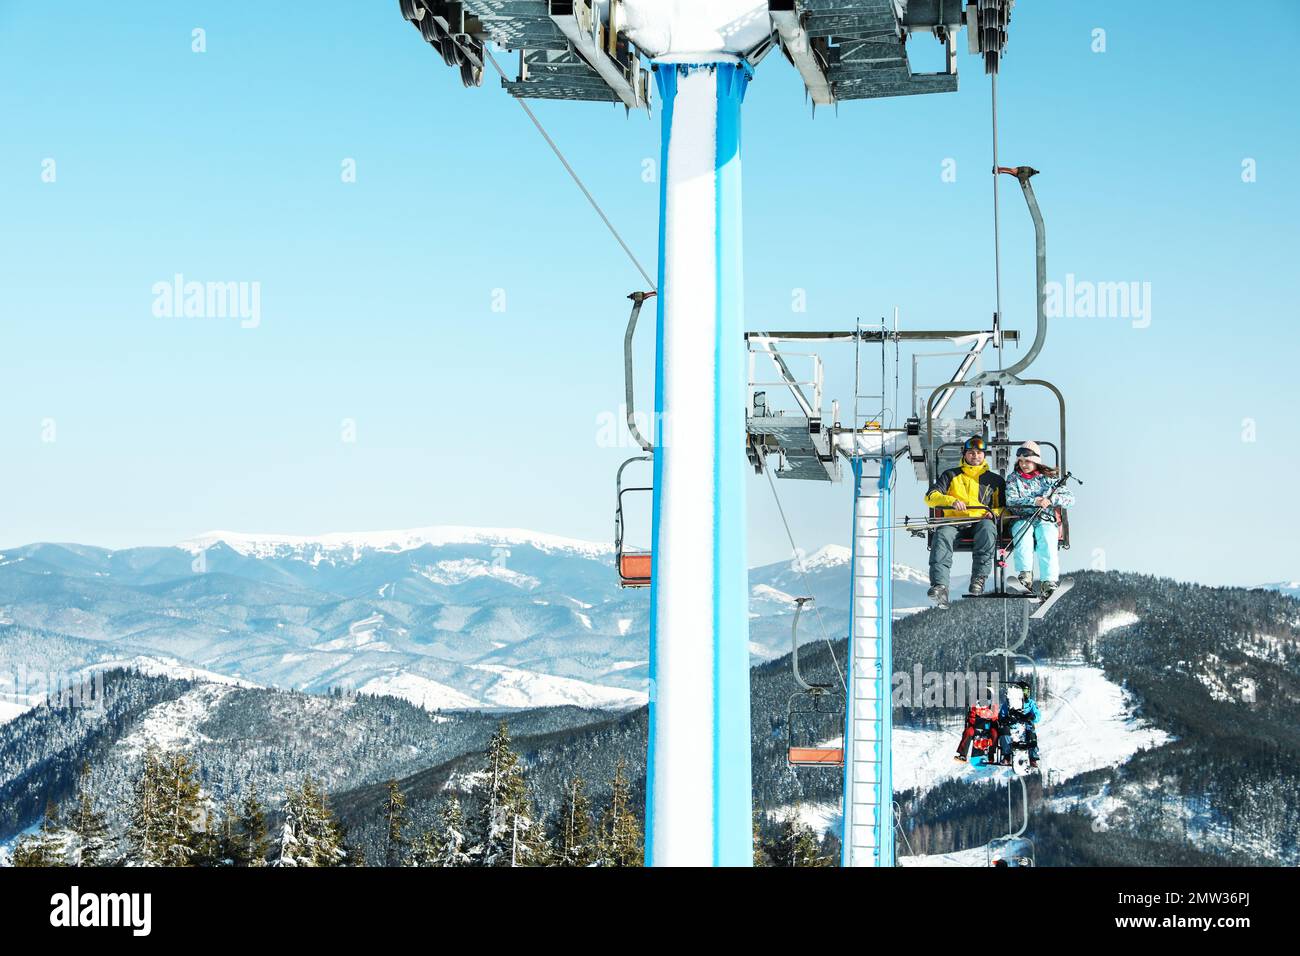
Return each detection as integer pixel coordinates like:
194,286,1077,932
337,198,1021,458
841,317,896,867
842,455,894,867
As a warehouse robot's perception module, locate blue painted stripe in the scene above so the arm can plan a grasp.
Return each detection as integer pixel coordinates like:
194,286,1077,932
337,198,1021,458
840,458,861,867
711,61,752,867
643,61,678,866
877,457,894,867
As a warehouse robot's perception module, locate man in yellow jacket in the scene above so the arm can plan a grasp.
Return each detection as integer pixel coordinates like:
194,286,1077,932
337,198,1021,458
925,436,1005,606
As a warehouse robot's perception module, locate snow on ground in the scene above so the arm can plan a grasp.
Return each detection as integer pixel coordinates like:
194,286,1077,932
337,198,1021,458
0,700,31,725
114,684,234,759
81,656,260,689
1043,788,1128,830
894,664,1171,796
576,612,593,630
768,801,842,837
800,544,851,571
415,559,540,590
471,664,646,709
606,660,647,673
898,845,991,868
1194,654,1237,703
751,583,797,606
617,618,633,636
1096,610,1139,636
356,672,480,711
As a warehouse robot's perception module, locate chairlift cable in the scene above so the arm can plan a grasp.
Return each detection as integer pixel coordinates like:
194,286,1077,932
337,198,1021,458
456,42,656,290
761,453,848,692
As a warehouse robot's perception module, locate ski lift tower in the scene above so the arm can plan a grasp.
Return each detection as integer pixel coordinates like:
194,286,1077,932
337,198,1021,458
396,0,1014,867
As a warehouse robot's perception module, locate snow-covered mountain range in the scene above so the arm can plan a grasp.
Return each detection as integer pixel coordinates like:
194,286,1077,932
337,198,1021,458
0,526,928,721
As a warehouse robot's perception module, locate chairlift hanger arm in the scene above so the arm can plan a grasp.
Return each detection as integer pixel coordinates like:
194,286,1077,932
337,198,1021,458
624,291,655,453
790,597,832,692
968,166,1047,387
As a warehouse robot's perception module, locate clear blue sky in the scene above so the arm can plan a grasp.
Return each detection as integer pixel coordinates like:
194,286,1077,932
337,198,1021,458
1,1,1295,586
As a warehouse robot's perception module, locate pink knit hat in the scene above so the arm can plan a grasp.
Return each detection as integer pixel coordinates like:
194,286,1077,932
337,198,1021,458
1016,440,1043,465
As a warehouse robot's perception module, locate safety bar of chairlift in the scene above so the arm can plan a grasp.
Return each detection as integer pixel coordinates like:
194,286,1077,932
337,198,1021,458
934,438,1060,471
925,377,1066,481
624,292,655,454
967,649,1038,687
614,454,652,554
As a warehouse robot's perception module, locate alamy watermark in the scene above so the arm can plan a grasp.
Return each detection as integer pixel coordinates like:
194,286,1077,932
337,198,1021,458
152,274,261,329
892,667,1004,709
1045,273,1151,328
0,668,105,713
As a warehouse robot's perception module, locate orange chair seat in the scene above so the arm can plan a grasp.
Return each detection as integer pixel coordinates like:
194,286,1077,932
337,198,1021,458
788,747,845,767
619,553,652,586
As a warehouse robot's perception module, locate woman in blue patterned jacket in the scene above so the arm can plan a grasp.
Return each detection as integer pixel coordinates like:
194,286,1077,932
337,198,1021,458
1005,440,1075,597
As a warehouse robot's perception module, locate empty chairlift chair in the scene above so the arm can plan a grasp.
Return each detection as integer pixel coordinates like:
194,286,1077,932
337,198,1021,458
614,455,653,588
786,598,845,768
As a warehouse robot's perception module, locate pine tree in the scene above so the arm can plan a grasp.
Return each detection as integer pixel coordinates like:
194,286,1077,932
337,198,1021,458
430,795,475,867
474,721,547,866
237,787,271,867
207,801,241,867
276,776,346,867
597,759,643,867
127,749,165,865
770,812,831,867
13,802,71,867
555,775,596,867
381,778,409,867
407,825,437,867
68,762,111,866
752,812,769,867
155,751,204,866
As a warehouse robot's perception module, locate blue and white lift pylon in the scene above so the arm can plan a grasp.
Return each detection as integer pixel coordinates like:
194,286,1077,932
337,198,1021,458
747,318,1026,866
397,0,1017,867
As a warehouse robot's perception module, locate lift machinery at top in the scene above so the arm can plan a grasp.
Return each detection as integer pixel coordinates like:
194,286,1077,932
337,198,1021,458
397,0,1018,868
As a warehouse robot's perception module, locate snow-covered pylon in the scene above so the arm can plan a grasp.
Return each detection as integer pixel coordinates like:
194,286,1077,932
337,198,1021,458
645,58,752,868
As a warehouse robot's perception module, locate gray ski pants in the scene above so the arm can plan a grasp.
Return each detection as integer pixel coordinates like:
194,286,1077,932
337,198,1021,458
929,520,997,588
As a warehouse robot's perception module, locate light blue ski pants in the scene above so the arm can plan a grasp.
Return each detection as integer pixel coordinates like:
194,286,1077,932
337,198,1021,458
1010,519,1059,584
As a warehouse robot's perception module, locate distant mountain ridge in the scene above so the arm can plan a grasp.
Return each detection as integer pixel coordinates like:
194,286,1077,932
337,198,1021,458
178,526,613,563
0,526,937,720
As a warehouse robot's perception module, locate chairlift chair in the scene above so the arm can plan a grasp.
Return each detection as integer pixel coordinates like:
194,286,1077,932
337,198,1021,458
786,598,845,768
924,437,1076,607
614,455,653,588
988,836,1036,867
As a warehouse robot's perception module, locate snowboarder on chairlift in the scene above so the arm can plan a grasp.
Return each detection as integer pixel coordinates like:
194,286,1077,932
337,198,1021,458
925,436,1005,606
954,699,999,764
1005,441,1075,599
997,680,1040,770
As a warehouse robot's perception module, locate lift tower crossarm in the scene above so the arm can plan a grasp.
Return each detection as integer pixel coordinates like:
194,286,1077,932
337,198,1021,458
770,3,835,107
548,0,646,111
